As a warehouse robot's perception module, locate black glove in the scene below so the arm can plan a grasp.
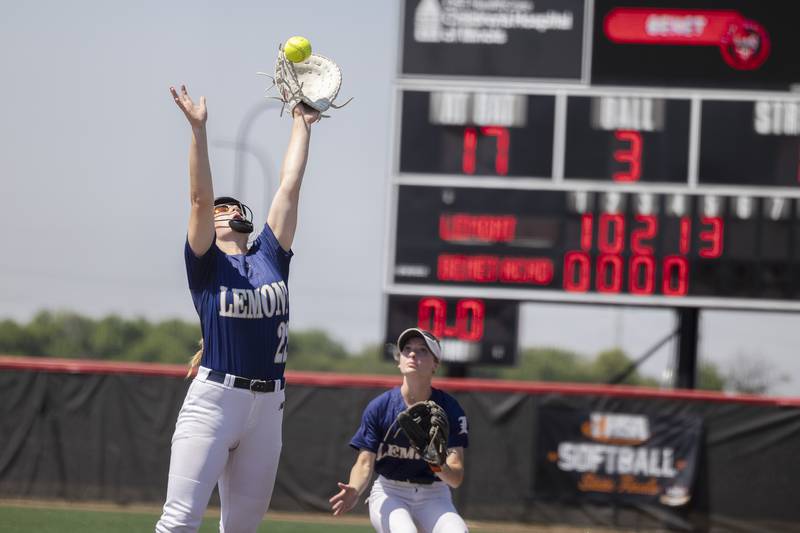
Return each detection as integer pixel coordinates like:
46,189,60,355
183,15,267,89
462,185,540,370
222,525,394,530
396,400,449,471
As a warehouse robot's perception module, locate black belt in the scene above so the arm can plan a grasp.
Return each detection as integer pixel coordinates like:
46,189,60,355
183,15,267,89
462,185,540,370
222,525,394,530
205,370,285,393
403,477,435,485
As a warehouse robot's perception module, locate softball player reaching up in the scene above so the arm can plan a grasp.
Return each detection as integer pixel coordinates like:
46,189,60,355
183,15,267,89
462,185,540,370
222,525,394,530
155,85,319,533
330,328,470,533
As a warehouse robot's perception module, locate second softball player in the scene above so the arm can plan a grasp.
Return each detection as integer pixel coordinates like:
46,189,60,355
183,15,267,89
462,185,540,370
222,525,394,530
330,328,470,533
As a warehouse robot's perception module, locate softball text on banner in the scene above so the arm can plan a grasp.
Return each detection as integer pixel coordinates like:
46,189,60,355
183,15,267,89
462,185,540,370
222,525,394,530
535,406,702,506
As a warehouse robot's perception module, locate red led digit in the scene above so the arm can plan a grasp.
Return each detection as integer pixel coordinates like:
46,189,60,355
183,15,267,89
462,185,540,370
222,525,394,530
580,214,593,251
698,217,723,258
456,299,485,341
596,254,623,293
613,130,642,182
481,126,510,176
461,126,510,176
662,256,688,296
462,127,477,175
418,297,447,338
630,215,657,255
563,251,591,292
679,217,691,255
629,255,655,295
598,213,625,254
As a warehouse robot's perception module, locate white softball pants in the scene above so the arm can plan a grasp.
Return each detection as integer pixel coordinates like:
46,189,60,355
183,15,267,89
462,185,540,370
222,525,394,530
155,368,285,533
368,475,469,533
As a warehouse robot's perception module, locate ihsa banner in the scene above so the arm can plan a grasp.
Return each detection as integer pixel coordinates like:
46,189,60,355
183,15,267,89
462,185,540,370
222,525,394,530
535,406,702,506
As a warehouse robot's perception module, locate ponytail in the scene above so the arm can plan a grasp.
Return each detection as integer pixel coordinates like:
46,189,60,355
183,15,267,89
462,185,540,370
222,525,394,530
187,338,203,378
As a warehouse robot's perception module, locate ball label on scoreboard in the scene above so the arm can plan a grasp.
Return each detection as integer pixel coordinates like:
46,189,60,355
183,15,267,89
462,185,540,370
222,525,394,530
591,96,666,132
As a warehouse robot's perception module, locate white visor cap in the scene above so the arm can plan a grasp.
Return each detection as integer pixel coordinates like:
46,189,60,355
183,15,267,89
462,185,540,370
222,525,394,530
397,328,442,361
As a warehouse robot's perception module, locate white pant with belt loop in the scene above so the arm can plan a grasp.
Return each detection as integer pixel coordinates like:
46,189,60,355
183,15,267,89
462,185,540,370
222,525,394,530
155,367,285,533
368,475,468,533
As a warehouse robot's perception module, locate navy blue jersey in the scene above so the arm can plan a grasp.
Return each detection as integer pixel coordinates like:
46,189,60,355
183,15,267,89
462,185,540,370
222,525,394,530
350,387,469,483
184,224,292,380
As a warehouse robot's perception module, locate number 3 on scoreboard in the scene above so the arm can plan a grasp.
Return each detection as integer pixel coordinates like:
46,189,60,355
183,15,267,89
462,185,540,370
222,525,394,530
613,130,642,182
274,321,288,363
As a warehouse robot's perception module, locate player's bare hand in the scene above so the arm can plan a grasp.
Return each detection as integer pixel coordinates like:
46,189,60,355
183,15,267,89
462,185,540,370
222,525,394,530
292,102,320,126
329,482,359,516
170,85,207,129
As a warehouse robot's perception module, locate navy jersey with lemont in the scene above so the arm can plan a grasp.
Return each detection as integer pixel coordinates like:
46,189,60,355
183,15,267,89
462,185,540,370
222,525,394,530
350,387,469,483
184,223,292,380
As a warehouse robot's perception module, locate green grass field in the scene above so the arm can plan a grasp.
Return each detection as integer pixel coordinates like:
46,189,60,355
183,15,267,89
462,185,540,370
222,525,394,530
0,504,374,533
0,501,586,532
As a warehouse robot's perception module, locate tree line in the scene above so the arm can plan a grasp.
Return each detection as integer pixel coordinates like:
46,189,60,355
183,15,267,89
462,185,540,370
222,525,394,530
0,310,735,391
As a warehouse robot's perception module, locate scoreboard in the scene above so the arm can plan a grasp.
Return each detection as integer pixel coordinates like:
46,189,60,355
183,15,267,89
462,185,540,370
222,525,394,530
385,0,800,364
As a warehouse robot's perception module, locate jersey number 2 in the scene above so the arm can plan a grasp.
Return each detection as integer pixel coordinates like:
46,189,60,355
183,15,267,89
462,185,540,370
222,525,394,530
274,321,288,363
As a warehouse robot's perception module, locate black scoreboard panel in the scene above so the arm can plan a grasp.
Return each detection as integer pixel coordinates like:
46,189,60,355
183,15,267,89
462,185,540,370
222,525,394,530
384,295,518,365
564,96,691,182
398,89,800,186
401,0,585,80
398,91,556,177
699,99,800,186
392,87,800,309
591,0,800,90
393,186,800,304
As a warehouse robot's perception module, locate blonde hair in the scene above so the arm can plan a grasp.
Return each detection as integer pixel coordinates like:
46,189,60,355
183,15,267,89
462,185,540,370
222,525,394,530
186,338,203,378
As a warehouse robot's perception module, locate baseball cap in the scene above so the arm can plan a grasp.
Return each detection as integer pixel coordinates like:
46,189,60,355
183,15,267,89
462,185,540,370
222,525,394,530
397,328,442,361
214,196,244,208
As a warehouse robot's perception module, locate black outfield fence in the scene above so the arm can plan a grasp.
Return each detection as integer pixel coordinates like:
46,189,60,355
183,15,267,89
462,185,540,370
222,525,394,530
1,356,799,532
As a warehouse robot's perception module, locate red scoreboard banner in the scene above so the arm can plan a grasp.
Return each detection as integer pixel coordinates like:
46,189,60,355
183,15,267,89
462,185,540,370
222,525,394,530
603,8,770,70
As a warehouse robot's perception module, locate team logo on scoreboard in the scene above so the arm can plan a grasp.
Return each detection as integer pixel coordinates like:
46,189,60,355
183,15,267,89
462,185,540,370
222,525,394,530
604,8,770,70
720,19,770,70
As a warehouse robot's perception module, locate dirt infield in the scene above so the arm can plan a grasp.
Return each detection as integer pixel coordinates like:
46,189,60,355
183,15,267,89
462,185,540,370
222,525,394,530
0,498,639,532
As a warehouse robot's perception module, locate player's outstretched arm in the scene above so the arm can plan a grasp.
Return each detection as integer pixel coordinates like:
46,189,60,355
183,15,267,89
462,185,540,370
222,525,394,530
329,450,375,516
433,447,465,488
267,103,320,252
170,84,215,257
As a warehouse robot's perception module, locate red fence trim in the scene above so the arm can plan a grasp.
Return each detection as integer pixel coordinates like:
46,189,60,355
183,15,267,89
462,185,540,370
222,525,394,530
2,355,799,407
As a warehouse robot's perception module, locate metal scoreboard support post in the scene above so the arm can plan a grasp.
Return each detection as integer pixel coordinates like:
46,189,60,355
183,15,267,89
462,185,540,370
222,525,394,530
386,0,800,385
676,307,699,390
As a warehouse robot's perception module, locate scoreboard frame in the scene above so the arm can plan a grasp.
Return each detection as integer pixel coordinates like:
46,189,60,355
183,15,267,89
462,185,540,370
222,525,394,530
385,81,800,312
385,0,800,359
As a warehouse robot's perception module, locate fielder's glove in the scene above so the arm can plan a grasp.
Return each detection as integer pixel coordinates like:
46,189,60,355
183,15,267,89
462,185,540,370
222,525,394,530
396,400,450,471
260,44,352,118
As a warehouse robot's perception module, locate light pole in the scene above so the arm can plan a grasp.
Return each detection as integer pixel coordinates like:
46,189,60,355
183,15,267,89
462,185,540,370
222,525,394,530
212,99,281,214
